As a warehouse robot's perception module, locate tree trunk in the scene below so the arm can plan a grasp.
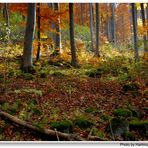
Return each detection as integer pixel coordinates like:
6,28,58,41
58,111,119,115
69,3,77,67
89,3,95,52
80,4,84,25
140,3,148,54
54,3,61,52
146,4,148,39
48,3,61,54
95,3,100,56
3,3,10,41
131,3,139,62
36,3,41,61
111,3,116,45
23,3,36,72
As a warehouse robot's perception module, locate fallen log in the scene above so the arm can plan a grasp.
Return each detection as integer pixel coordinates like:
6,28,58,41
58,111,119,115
0,110,106,141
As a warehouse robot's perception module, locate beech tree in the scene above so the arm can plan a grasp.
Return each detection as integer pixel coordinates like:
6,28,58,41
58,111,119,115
36,3,41,61
111,3,116,45
95,3,100,56
69,3,77,67
23,3,36,72
140,3,148,54
89,3,95,52
131,3,139,62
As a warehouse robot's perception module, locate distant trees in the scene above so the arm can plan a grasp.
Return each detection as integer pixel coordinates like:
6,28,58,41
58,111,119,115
23,3,36,72
69,3,77,67
131,3,139,62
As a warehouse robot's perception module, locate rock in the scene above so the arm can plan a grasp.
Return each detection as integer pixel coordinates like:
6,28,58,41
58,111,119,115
106,118,129,137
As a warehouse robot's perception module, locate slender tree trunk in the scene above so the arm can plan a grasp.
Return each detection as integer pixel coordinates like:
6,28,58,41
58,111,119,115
36,3,41,61
107,4,111,42
3,3,9,27
3,3,10,41
140,3,148,54
89,3,95,52
23,3,36,72
80,3,84,25
54,3,61,52
69,3,77,67
146,4,148,39
48,3,61,53
95,3,100,56
131,3,139,62
111,3,116,45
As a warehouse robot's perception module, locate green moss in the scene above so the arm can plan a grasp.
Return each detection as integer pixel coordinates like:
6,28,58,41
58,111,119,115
52,71,65,77
100,114,112,121
130,120,148,127
86,69,102,78
74,118,93,129
113,108,132,118
123,131,135,141
92,127,105,138
23,73,35,80
50,120,73,132
1,102,9,111
32,108,42,116
85,107,94,113
129,120,148,136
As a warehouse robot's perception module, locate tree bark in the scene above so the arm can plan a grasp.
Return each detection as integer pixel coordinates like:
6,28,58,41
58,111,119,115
3,3,10,42
69,3,77,67
95,3,100,56
111,3,116,45
23,3,36,72
36,3,41,61
140,3,148,54
89,3,95,52
54,3,61,51
80,4,84,25
131,3,139,62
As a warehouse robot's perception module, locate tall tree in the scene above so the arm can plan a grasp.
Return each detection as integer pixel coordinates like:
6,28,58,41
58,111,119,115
3,3,10,41
36,3,41,61
95,3,100,56
23,3,36,72
111,3,116,45
69,3,77,67
54,3,61,52
89,3,95,52
80,4,84,25
48,3,61,54
131,3,139,62
140,3,148,54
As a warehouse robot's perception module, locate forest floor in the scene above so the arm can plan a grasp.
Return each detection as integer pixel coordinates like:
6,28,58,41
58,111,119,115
0,49,148,141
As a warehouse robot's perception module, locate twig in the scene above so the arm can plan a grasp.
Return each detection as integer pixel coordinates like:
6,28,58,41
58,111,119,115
54,128,60,141
109,119,115,141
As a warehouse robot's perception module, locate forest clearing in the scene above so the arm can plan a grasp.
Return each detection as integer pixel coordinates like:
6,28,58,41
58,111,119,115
0,3,147,141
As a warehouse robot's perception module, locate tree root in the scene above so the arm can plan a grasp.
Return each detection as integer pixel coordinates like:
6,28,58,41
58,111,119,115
0,110,106,141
